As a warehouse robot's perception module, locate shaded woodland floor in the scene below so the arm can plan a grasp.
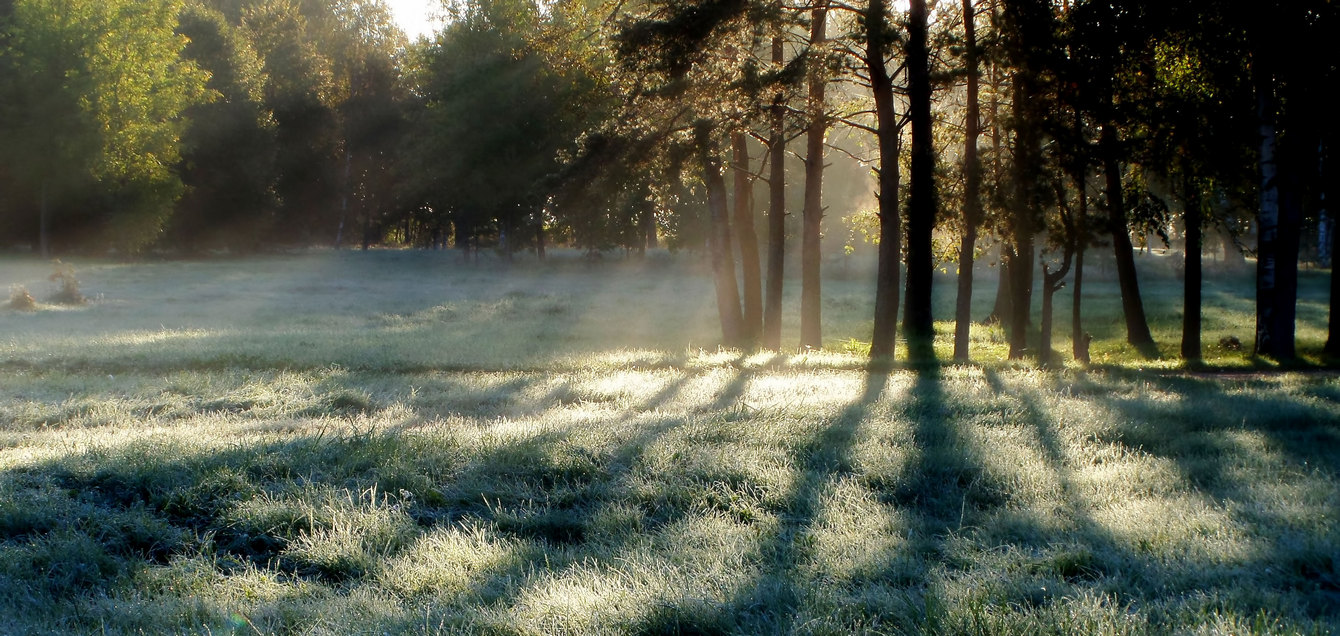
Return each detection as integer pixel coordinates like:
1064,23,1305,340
0,250,1336,634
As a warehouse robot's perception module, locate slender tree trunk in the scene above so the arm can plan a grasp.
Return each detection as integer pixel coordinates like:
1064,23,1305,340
1327,138,1340,356
1254,77,1283,359
1101,122,1157,354
640,192,657,251
763,36,787,351
868,0,901,362
1006,78,1037,360
335,151,351,249
953,0,981,363
988,260,1011,324
39,179,50,259
800,0,829,350
700,126,744,346
1182,172,1203,362
1040,246,1072,367
733,132,763,345
1072,182,1088,364
537,217,547,260
903,0,936,363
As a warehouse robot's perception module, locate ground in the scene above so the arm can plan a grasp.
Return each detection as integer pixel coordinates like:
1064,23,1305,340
0,249,1336,634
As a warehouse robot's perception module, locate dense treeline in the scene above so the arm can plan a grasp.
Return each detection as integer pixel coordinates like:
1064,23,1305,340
0,0,1335,363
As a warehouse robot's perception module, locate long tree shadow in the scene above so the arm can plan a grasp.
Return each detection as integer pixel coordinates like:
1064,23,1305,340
719,369,891,630
989,369,1340,628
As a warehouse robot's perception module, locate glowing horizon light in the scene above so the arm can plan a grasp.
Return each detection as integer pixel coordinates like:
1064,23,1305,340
385,0,443,42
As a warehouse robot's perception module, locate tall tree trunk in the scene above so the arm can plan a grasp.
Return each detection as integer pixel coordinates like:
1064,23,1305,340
987,259,1011,324
733,132,763,346
641,192,657,251
1182,172,1203,362
1327,138,1340,356
953,0,981,363
537,216,547,260
1072,180,1088,364
903,0,936,363
1006,78,1037,360
800,0,829,350
1254,74,1284,359
335,151,351,249
39,179,50,259
700,126,744,346
763,37,787,350
1040,246,1073,367
1101,122,1157,354
868,0,901,362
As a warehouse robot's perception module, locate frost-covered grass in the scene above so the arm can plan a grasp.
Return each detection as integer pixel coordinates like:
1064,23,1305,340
0,249,1336,634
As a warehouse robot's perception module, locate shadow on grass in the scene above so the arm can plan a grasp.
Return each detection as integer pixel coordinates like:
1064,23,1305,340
2,365,1337,633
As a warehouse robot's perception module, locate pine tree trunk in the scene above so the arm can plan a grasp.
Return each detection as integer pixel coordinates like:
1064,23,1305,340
1182,173,1203,362
1006,79,1037,360
700,127,744,346
1101,122,1157,355
733,132,763,346
763,38,787,351
867,0,901,362
800,0,829,350
903,0,936,363
953,0,981,363
1072,180,1088,364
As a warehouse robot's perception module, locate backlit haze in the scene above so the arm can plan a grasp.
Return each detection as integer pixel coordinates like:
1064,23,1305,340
385,0,442,42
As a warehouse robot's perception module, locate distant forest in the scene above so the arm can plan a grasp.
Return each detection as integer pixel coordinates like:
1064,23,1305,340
0,0,1335,362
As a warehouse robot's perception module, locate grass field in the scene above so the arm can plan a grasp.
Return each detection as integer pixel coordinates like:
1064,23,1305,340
0,249,1337,634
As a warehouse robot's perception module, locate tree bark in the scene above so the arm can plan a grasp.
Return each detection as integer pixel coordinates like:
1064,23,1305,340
1072,178,1088,364
1100,122,1157,355
733,132,762,346
763,38,787,350
987,259,1011,324
800,0,829,350
1182,172,1203,362
903,0,936,363
953,0,981,363
1006,77,1037,360
1040,246,1073,368
1254,75,1284,359
700,126,744,346
867,0,901,362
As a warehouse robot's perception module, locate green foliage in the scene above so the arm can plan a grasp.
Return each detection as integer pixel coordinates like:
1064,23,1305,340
0,0,210,253
406,0,602,251
168,2,280,251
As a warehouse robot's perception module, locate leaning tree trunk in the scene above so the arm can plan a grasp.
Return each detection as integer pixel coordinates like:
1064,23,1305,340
903,0,936,363
1101,122,1157,355
867,0,901,362
733,132,763,346
953,0,982,362
1182,171,1203,363
763,37,787,350
699,126,744,346
800,0,829,350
